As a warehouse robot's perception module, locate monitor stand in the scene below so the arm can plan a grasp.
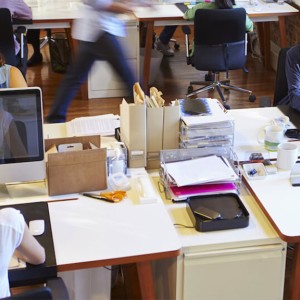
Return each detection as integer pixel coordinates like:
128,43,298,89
0,181,48,202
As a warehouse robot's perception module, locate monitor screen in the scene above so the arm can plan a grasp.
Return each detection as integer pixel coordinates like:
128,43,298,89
0,87,45,183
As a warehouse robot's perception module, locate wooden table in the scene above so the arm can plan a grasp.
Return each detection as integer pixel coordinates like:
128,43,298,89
133,1,298,89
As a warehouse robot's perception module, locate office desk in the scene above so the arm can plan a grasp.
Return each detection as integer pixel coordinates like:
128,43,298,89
231,106,300,300
24,0,81,29
149,173,286,300
230,106,300,161
49,195,180,299
3,123,181,300
134,1,298,88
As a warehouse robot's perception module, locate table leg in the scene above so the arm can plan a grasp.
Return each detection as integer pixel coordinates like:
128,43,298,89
278,16,287,48
136,260,156,300
142,21,154,91
256,22,271,69
290,243,300,300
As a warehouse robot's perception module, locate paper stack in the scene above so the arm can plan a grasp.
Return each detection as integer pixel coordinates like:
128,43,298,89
66,114,120,136
179,98,234,149
160,148,240,201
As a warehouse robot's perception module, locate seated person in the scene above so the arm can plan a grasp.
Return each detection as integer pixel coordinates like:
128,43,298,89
0,52,28,88
183,0,253,56
0,0,32,76
27,29,44,67
156,26,177,57
277,44,300,111
0,207,45,298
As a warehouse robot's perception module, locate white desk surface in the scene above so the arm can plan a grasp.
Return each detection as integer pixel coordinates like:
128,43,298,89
229,107,300,242
1,173,181,271
244,169,300,241
133,0,298,22
1,123,181,271
150,174,282,253
49,195,180,269
24,0,298,24
230,107,300,161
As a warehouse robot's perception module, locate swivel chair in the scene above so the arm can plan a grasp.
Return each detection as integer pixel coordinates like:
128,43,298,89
183,8,256,105
1,277,70,300
0,8,28,77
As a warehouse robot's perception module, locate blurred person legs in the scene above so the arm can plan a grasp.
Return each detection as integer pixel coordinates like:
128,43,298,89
156,25,177,57
46,33,136,123
27,29,43,66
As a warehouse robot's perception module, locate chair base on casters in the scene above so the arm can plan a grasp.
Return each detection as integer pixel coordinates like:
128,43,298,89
186,73,256,105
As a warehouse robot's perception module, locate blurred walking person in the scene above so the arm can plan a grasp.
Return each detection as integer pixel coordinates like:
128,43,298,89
46,0,137,123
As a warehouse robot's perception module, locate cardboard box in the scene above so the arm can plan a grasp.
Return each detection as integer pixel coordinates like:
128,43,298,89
45,135,107,196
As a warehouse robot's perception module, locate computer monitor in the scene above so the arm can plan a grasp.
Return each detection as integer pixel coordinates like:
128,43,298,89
0,87,46,190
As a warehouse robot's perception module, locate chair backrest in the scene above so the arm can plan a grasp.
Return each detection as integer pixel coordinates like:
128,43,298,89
192,8,247,72
1,287,52,300
273,47,290,106
0,8,17,66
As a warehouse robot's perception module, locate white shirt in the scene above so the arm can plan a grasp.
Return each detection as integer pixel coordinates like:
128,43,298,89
0,208,25,298
72,0,126,42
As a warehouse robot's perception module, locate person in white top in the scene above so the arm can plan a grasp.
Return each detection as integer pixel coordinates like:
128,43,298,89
0,208,45,298
46,0,137,123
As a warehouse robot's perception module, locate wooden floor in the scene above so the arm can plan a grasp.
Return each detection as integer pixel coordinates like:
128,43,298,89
22,30,293,300
25,29,277,122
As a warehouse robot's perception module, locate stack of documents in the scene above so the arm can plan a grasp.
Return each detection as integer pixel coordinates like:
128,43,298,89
179,98,234,148
160,148,240,201
66,114,120,136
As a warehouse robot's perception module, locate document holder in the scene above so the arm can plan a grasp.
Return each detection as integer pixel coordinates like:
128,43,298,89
186,193,249,232
160,147,240,201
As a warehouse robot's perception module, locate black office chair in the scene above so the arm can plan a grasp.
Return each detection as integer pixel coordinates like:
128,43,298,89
273,47,290,106
1,278,70,300
0,8,28,77
183,8,256,105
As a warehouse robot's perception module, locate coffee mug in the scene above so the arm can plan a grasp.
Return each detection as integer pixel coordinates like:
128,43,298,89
276,143,299,170
258,125,285,151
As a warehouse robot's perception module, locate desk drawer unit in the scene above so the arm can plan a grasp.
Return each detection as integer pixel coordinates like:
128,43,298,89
88,22,139,99
181,244,286,300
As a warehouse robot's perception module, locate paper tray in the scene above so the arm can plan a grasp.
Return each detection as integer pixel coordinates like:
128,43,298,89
186,193,249,232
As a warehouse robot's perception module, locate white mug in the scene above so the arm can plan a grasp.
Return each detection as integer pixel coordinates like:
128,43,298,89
258,125,285,152
276,143,299,170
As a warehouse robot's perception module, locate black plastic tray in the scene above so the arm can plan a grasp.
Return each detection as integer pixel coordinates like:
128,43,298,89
186,193,249,232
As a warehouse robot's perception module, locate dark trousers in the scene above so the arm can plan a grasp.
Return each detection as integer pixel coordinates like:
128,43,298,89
46,32,136,123
159,26,177,44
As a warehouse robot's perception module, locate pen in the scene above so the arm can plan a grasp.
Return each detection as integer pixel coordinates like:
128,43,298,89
82,193,115,203
47,197,79,203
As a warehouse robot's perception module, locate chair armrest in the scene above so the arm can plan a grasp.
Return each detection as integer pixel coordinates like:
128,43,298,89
15,26,27,34
46,277,70,300
181,25,192,64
